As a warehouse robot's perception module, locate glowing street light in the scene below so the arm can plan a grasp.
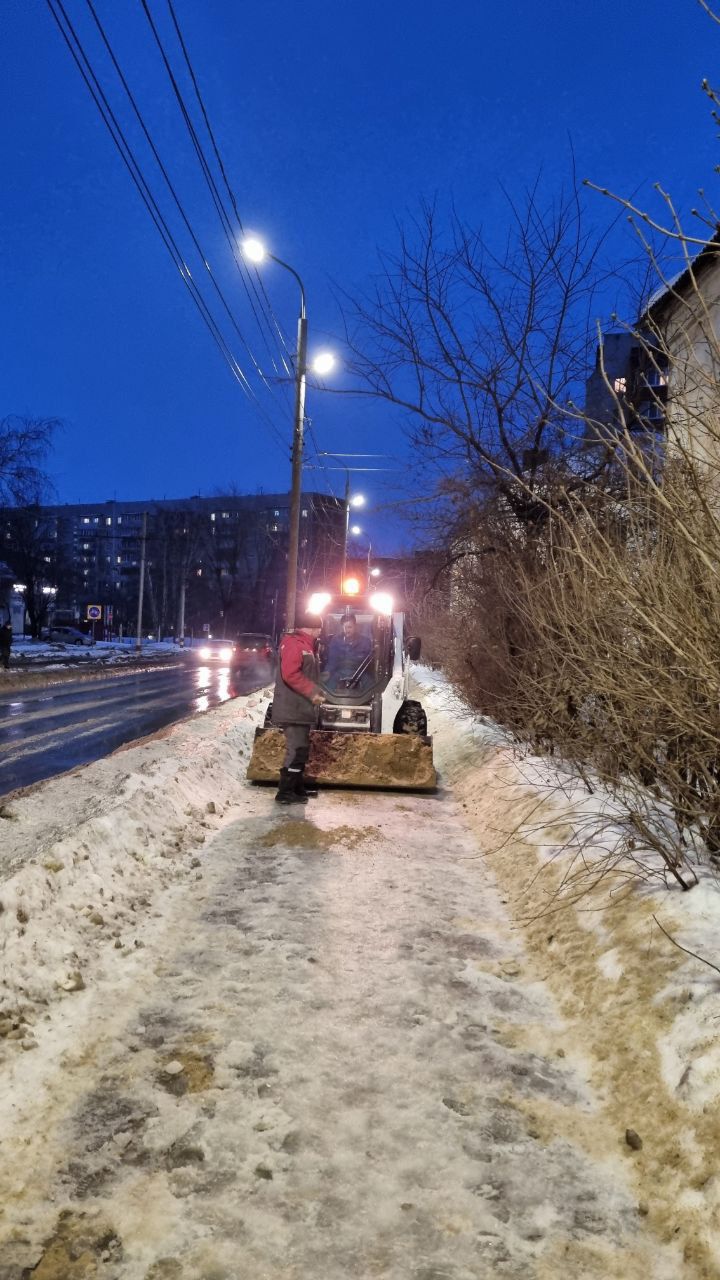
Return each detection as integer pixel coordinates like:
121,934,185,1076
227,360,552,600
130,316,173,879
241,236,266,263
311,351,335,376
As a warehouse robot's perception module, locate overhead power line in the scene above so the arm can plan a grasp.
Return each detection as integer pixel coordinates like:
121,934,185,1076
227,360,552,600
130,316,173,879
165,0,294,371
45,0,288,455
139,0,294,386
83,0,290,426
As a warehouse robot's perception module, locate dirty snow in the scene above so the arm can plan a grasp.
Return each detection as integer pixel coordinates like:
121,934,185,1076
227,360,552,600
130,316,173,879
416,667,720,1277
0,669,713,1276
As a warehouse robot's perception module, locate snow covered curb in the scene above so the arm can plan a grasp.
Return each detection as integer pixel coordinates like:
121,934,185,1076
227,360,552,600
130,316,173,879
417,665,720,1272
0,689,269,1030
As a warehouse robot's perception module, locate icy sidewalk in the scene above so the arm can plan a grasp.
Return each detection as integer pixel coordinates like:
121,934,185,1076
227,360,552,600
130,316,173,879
0,792,674,1280
0,689,681,1278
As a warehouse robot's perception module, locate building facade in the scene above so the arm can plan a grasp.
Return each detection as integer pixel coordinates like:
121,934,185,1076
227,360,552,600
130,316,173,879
586,240,720,470
584,330,669,447
1,491,345,638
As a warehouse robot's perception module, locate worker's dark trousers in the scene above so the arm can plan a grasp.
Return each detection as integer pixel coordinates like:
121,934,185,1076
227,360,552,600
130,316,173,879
282,724,310,770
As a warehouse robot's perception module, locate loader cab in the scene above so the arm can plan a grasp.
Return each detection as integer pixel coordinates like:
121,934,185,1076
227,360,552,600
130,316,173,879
318,607,391,698
305,589,400,732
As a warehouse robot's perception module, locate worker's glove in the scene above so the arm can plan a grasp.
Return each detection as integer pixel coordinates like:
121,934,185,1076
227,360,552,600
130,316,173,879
311,694,324,706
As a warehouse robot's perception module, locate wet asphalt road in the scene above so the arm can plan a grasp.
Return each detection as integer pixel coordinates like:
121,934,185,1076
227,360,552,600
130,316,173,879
0,661,270,798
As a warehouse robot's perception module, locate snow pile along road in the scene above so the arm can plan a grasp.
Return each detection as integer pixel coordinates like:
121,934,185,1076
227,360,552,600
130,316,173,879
0,689,267,1021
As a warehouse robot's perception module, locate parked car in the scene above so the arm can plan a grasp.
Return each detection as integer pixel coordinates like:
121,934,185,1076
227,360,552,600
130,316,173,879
46,625,94,647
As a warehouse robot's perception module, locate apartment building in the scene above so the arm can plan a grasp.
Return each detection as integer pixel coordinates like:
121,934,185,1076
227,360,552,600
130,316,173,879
1,491,345,637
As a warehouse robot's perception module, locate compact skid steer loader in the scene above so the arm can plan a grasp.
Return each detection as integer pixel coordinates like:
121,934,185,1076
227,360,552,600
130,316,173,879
246,587,436,791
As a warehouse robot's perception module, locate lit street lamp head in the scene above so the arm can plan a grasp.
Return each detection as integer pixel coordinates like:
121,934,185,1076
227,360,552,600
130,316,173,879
350,524,362,536
350,493,366,508
241,237,266,264
311,351,335,376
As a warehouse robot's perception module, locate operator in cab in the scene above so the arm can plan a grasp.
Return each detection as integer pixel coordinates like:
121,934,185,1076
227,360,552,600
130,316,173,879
272,611,324,805
325,613,373,689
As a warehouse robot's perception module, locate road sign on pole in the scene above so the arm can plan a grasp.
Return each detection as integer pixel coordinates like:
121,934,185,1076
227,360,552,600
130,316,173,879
86,605,102,621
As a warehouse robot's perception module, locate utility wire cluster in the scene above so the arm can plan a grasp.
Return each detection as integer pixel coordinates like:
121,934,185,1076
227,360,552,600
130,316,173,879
45,0,304,458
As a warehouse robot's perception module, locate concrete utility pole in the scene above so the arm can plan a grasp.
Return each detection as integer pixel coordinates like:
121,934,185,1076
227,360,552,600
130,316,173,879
135,511,147,655
341,469,351,593
240,237,335,632
177,578,186,648
286,304,308,632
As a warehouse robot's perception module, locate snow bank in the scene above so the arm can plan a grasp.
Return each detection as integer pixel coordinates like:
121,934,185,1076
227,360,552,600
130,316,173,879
0,688,269,1025
416,665,720,1272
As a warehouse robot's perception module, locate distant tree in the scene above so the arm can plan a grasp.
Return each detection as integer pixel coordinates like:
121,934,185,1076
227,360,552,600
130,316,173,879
199,502,277,635
2,500,74,638
343,183,627,550
0,415,60,505
145,508,206,641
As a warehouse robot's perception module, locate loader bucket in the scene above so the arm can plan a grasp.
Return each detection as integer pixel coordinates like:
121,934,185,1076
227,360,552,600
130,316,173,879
246,727,437,792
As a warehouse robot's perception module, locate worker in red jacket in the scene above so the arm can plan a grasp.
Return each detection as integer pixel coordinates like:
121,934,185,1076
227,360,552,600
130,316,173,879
272,612,324,804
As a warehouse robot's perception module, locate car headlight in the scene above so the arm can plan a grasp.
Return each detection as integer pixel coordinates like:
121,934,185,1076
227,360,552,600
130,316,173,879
219,647,233,661
199,646,211,659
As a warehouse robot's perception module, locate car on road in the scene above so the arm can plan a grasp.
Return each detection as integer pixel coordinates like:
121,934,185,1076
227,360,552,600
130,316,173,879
46,625,94,646
193,638,239,664
192,634,276,674
233,633,276,676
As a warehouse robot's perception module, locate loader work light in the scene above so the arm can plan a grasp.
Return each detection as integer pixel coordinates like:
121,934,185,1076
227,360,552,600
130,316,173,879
343,577,361,595
308,591,332,614
369,591,393,616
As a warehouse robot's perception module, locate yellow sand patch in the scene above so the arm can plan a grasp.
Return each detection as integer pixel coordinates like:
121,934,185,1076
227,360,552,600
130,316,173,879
259,820,379,853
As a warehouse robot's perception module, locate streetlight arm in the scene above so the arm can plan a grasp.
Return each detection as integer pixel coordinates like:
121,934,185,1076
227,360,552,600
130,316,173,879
269,254,306,320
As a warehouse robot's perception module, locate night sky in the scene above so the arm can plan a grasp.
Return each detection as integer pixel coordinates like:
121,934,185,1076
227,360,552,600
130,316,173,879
0,0,715,550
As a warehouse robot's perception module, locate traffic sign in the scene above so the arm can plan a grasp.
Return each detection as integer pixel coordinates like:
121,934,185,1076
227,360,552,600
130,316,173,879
86,604,102,621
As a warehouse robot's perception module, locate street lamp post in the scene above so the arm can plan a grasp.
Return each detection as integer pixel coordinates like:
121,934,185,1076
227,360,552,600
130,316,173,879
286,278,307,634
341,479,369,594
242,237,334,630
348,525,373,589
313,452,367,592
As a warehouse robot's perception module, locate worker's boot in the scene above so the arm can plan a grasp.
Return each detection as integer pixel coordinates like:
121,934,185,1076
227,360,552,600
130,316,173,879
274,768,308,805
294,767,318,800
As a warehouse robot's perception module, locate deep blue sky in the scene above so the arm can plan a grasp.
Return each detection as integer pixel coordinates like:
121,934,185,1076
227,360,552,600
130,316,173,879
0,0,715,549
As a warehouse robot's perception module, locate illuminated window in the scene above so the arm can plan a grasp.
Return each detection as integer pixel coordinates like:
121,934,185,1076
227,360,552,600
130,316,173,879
301,509,308,517
614,377,627,394
106,517,112,526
